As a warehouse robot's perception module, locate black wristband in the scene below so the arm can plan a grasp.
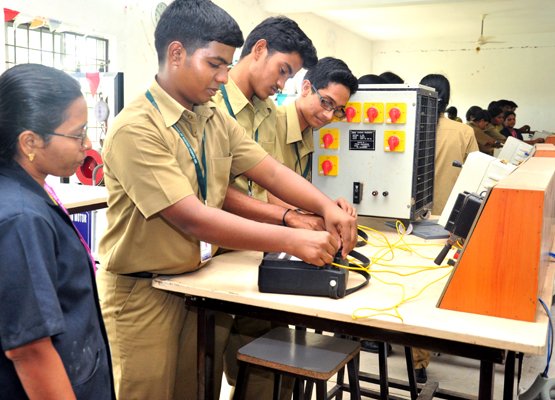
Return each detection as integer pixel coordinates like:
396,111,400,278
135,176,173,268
281,208,293,226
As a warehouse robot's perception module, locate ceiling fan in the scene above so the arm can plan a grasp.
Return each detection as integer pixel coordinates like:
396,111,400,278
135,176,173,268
475,14,504,50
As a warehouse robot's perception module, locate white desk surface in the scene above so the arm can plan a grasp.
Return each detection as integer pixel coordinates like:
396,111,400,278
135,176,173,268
153,225,554,356
49,181,108,212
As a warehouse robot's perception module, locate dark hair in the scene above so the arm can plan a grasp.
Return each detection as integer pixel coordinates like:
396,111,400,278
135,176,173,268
358,74,387,84
305,57,358,95
446,106,458,119
239,16,317,69
487,105,503,119
465,105,483,122
497,99,518,109
474,109,490,123
419,74,450,115
0,64,82,164
503,111,516,120
379,71,404,84
154,0,244,64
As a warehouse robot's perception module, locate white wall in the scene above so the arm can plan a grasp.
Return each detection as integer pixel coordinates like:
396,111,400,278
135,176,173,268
1,0,372,101
4,1,551,132
371,33,555,131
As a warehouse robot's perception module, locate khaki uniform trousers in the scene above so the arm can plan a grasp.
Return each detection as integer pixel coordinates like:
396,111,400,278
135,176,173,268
412,347,431,369
97,268,233,400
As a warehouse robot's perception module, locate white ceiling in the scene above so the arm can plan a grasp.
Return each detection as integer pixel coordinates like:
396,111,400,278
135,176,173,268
259,0,555,44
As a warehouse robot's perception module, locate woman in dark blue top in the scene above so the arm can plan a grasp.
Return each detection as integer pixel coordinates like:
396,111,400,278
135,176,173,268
0,64,114,399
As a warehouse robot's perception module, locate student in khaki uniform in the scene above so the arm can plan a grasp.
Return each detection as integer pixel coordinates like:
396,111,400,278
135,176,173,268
275,57,358,182
96,2,358,400
468,109,499,155
412,74,479,383
211,17,331,398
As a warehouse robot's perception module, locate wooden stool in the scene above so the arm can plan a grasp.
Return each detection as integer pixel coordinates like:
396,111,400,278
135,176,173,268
233,327,361,400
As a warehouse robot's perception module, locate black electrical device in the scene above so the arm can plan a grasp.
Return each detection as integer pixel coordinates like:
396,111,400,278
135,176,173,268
434,191,484,265
258,251,370,299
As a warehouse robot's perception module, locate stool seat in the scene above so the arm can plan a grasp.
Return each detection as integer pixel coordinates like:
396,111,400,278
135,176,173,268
235,327,361,400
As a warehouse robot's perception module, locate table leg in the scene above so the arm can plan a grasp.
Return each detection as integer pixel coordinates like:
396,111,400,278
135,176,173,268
478,360,494,400
378,342,390,399
197,307,216,400
503,351,516,400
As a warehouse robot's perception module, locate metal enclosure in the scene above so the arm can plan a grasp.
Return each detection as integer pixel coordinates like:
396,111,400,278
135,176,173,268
311,84,437,221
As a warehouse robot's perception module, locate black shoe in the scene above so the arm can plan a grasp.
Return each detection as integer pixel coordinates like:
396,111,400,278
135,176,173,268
415,367,427,384
360,340,393,355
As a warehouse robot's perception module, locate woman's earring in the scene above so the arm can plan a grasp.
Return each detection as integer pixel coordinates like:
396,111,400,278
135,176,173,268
28,153,35,162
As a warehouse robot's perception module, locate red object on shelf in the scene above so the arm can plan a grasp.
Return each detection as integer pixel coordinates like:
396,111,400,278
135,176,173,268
345,106,356,122
388,135,400,151
389,107,401,123
367,107,378,122
4,8,19,22
321,160,333,176
76,149,103,186
322,133,334,148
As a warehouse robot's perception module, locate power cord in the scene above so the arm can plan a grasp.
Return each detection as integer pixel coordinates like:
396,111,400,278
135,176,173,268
518,298,555,399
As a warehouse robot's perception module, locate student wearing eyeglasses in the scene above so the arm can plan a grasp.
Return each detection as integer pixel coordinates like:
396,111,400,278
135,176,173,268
274,57,358,184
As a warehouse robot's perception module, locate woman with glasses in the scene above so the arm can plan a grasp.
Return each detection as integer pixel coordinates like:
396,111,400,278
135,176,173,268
0,63,114,399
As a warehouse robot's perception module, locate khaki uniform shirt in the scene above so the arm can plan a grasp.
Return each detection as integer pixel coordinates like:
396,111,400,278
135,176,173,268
99,81,267,274
212,78,277,201
468,121,494,155
433,116,479,215
275,101,314,181
484,123,507,142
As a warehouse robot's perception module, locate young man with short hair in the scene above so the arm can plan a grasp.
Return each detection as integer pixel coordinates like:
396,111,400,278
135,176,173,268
274,57,358,182
97,2,357,399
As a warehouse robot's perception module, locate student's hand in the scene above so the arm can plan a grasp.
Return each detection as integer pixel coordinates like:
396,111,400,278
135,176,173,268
335,197,357,218
288,229,338,266
322,206,357,258
284,209,326,231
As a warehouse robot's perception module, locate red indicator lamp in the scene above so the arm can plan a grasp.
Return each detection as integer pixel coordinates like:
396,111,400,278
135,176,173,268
322,133,334,149
387,135,400,151
322,160,333,176
366,107,378,123
345,106,356,122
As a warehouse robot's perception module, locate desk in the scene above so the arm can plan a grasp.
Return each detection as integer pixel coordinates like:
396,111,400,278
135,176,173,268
50,182,108,213
153,227,552,400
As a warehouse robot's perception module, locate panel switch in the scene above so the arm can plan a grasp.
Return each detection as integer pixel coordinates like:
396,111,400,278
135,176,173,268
353,182,362,204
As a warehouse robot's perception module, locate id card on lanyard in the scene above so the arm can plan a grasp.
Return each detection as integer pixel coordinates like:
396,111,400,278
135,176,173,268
145,90,212,263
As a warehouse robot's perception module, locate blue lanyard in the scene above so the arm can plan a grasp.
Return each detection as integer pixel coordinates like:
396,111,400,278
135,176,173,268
219,84,259,142
220,83,259,195
145,90,207,202
294,142,312,179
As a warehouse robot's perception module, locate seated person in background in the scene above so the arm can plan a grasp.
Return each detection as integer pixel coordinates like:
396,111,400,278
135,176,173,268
467,109,500,155
465,105,482,123
412,73,479,384
379,71,404,83
446,106,463,122
358,73,387,84
501,111,544,145
484,104,507,143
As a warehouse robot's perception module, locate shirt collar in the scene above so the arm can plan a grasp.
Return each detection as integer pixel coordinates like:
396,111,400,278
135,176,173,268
148,79,214,126
0,161,54,206
225,78,273,117
284,101,309,144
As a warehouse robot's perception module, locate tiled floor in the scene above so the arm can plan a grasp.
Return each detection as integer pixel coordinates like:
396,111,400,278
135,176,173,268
220,340,553,399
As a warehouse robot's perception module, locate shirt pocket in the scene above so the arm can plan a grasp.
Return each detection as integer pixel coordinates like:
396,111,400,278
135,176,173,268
258,140,276,157
207,155,232,208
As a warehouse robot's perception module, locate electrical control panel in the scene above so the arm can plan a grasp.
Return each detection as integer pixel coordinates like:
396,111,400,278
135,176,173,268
311,84,438,220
